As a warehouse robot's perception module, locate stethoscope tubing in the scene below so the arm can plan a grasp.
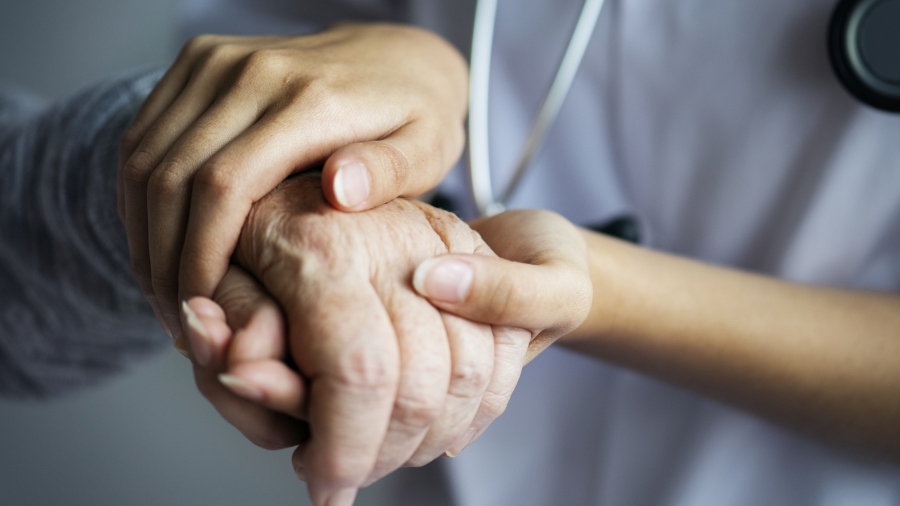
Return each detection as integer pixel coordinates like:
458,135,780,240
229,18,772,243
468,0,607,217
467,0,900,218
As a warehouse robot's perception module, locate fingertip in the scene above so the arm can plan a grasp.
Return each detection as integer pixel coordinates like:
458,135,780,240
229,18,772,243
412,258,434,296
185,296,226,320
413,256,473,304
228,314,286,364
445,427,477,458
183,299,231,367
306,481,358,506
225,360,307,419
218,373,265,402
327,488,358,506
325,138,418,213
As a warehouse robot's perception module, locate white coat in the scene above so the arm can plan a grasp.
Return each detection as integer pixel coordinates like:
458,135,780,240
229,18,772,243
182,1,900,504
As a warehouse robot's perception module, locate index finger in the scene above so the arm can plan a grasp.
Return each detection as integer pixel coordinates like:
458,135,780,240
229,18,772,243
117,36,217,222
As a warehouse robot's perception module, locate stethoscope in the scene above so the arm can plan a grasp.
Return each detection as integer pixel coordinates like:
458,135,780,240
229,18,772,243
467,0,900,217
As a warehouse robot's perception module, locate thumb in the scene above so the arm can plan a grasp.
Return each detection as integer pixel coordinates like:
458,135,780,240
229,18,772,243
321,120,462,211
412,253,591,338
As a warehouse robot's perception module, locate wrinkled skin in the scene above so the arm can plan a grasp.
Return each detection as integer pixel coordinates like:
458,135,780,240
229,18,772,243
117,23,469,342
189,172,532,505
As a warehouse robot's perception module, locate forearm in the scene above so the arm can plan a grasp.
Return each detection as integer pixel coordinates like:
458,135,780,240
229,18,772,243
0,72,166,397
560,230,900,456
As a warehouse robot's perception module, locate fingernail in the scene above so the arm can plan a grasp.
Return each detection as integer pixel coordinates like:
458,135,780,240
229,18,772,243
218,374,265,402
327,488,358,506
413,258,473,303
173,334,190,358
333,161,370,209
182,301,212,367
445,427,477,458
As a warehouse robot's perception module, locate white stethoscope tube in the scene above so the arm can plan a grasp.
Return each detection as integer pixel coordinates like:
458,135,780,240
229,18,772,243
468,0,607,217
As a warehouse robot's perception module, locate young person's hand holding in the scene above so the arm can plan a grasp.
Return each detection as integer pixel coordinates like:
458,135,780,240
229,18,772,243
117,23,469,339
419,210,900,458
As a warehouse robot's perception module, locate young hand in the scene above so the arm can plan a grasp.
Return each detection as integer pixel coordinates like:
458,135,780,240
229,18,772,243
414,209,593,364
117,23,469,340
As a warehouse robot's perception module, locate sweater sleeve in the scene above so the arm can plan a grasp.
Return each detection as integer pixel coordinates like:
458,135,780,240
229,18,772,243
0,70,169,398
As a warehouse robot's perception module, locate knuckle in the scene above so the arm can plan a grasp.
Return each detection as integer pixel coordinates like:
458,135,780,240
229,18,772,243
417,203,473,252
285,223,357,274
194,162,240,200
147,160,189,199
182,34,218,57
121,149,156,186
241,49,290,78
196,43,240,73
449,359,491,399
392,391,443,430
300,79,342,113
332,347,398,395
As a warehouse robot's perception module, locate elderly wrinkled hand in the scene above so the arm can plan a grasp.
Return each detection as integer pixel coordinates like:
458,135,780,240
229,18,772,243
118,23,469,344
182,172,532,506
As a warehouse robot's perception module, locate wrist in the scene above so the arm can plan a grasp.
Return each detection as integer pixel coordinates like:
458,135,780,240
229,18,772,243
557,230,642,352
559,230,624,347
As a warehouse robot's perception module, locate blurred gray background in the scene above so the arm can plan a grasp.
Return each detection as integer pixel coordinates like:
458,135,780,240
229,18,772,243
0,0,180,99
0,2,379,505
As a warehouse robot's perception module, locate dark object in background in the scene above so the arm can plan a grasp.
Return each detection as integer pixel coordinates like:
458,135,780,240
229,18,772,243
829,0,900,112
587,216,640,244
429,192,462,217
430,191,640,244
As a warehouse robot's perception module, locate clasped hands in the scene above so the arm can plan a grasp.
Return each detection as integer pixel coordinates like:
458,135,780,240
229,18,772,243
184,174,590,506
116,23,591,506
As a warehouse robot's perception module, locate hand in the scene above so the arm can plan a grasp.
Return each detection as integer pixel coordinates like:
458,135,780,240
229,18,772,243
117,23,469,339
413,209,592,364
182,265,309,451
183,173,531,506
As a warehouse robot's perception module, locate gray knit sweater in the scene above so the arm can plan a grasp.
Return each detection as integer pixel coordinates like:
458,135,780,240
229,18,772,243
0,71,168,397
